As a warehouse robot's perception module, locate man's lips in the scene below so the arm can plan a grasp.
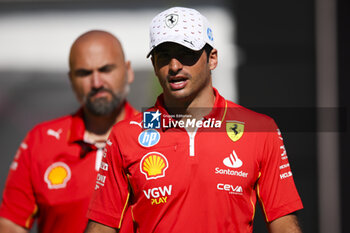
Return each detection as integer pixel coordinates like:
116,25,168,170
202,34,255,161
93,91,109,98
168,76,189,90
89,90,111,99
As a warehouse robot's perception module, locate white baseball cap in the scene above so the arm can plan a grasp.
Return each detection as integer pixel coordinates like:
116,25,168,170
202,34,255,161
147,7,215,58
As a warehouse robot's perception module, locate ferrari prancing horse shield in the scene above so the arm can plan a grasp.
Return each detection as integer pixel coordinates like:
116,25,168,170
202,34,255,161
165,14,179,28
226,121,245,142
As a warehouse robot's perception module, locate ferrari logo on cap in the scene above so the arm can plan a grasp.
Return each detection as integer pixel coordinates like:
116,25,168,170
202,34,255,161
44,162,71,189
140,152,169,180
165,14,179,28
226,121,245,142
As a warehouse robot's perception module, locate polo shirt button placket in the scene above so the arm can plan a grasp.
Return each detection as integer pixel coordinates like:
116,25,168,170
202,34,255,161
186,127,199,157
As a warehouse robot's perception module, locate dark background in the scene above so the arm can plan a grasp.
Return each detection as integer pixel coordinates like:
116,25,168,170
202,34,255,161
231,1,317,232
338,0,350,233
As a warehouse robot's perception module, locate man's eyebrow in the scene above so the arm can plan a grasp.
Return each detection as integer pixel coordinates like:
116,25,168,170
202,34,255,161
98,64,117,71
73,68,92,76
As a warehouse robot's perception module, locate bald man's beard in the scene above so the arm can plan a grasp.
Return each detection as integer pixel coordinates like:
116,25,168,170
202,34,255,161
84,87,127,116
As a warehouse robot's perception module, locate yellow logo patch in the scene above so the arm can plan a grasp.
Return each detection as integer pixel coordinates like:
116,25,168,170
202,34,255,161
140,152,168,180
226,121,245,142
44,162,71,189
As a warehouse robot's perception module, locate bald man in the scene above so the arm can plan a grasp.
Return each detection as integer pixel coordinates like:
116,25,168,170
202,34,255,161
0,30,138,233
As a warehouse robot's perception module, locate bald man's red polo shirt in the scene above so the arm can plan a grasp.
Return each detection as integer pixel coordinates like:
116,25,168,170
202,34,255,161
0,102,137,233
88,89,303,233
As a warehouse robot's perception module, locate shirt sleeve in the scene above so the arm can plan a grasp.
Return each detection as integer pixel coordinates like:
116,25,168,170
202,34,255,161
0,131,37,229
87,128,130,228
257,119,303,222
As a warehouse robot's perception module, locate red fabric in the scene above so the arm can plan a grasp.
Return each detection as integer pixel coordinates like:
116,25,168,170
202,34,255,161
88,89,303,233
0,102,137,233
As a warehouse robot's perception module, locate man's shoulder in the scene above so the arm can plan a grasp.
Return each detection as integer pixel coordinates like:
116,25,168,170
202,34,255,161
112,111,144,132
31,113,74,131
225,100,275,127
124,101,140,117
115,104,158,129
110,105,162,139
26,113,76,140
15,113,78,152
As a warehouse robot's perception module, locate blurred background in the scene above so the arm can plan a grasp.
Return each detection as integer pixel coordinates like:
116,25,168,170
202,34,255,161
0,0,348,233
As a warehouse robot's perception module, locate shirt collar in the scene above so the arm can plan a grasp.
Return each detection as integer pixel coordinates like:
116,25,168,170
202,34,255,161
203,87,227,121
68,108,86,144
123,100,139,119
68,101,137,143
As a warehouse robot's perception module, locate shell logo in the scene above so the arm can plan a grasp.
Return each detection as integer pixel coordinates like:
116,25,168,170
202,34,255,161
44,162,71,189
140,152,169,180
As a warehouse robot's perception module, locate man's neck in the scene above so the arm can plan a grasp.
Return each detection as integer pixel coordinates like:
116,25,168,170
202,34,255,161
83,102,126,143
164,85,215,120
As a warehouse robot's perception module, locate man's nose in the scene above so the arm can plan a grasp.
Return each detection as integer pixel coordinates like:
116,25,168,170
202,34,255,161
168,58,183,73
91,71,103,88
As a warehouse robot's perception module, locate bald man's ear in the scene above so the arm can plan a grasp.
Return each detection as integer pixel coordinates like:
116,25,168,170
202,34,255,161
68,71,73,81
125,61,134,84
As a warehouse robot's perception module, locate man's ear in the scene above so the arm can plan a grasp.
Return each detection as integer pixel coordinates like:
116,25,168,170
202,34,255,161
151,56,159,77
208,49,218,70
151,56,155,67
68,70,73,81
125,61,135,84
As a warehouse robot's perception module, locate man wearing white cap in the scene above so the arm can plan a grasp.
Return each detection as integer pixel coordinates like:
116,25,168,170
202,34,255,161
86,7,303,233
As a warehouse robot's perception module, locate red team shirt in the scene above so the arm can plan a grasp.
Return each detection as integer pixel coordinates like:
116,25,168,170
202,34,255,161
88,89,303,233
0,101,137,233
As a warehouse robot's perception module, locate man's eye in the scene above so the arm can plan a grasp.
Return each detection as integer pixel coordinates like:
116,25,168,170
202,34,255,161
182,52,193,57
157,53,170,59
99,65,115,73
75,70,91,77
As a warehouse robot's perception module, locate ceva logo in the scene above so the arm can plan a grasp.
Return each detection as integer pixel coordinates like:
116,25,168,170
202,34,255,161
217,183,243,195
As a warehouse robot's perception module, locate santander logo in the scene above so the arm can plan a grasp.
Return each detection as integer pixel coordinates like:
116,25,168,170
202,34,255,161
223,150,243,168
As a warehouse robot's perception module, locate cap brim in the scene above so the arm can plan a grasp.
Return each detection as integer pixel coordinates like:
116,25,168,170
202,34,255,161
146,40,205,58
146,50,153,58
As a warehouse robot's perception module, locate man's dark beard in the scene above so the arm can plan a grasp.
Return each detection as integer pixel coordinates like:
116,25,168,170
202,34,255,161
85,88,124,116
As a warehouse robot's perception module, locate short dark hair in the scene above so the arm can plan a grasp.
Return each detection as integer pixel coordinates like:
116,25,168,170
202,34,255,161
203,44,213,62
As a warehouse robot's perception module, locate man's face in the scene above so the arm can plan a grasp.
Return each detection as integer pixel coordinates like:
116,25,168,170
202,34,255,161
69,37,132,116
152,42,217,102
